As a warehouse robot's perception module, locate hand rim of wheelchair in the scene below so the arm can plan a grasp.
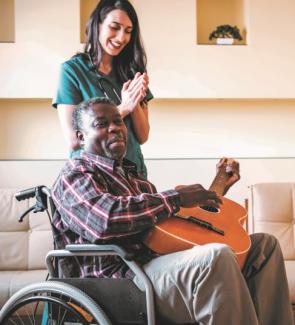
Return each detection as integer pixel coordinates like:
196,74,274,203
1,295,88,324
0,281,112,325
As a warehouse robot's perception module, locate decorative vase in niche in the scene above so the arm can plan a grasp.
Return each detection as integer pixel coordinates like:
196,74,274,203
216,38,234,45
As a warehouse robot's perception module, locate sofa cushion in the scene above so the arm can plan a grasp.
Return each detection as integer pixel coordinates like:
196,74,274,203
0,232,29,270
0,269,48,308
0,188,53,270
286,261,295,303
249,183,295,260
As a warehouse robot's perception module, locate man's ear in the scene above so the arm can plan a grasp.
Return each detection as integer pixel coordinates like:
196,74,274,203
76,130,84,146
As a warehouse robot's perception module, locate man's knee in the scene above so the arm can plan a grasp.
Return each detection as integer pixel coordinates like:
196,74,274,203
212,243,237,261
251,232,280,252
249,232,285,268
192,243,237,268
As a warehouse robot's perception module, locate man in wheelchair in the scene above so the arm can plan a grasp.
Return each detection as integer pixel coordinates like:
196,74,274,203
51,97,294,325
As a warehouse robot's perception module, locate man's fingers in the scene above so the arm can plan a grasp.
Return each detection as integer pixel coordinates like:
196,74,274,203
207,191,222,203
202,199,221,209
207,196,222,206
217,158,240,180
216,157,227,170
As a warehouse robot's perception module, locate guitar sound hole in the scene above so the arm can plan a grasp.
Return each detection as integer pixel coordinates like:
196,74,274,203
200,205,219,213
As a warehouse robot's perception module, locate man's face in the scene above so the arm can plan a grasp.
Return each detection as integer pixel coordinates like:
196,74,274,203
78,103,127,160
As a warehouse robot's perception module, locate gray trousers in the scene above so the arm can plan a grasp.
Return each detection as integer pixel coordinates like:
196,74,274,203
134,233,294,325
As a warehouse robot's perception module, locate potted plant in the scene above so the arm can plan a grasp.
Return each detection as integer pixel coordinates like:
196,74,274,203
209,24,243,45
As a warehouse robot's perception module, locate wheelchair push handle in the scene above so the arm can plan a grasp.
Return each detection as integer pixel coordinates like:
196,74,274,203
15,186,51,222
15,186,51,201
15,187,36,201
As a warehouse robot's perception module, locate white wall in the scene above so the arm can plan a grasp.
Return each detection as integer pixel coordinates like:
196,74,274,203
0,0,295,98
1,97,295,206
0,0,295,207
0,0,81,98
146,158,295,205
0,99,67,159
1,158,295,206
144,99,295,158
134,0,295,98
1,99,295,160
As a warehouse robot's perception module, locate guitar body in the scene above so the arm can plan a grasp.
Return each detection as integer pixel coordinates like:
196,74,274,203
144,197,251,269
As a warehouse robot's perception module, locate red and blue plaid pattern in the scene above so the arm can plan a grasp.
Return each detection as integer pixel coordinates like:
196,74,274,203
51,152,180,279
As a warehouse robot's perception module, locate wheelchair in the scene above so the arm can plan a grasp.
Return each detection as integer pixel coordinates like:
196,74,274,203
0,185,165,325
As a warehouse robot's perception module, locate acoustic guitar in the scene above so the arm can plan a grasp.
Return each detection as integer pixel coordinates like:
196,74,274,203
144,165,251,269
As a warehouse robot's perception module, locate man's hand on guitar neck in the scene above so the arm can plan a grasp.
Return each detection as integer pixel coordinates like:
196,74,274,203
216,158,240,195
175,184,222,209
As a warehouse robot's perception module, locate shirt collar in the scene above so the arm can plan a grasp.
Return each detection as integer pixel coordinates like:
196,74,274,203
78,53,113,78
82,151,138,175
77,53,97,73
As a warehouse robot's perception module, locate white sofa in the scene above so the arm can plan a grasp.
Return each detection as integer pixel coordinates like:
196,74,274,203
0,160,65,308
0,188,53,308
248,183,295,304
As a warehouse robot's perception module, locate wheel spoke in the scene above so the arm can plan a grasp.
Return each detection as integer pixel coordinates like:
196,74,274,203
0,282,112,325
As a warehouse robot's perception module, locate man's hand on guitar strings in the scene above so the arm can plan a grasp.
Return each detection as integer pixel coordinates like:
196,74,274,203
175,184,222,208
217,157,240,195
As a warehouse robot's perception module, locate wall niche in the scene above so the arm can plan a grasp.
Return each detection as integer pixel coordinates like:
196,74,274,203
196,0,247,45
80,0,98,43
0,0,15,43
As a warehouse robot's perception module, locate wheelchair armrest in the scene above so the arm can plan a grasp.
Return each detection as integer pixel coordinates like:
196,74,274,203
46,245,156,324
65,244,135,261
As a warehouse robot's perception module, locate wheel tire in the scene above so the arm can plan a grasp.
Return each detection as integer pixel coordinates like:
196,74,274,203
0,281,112,325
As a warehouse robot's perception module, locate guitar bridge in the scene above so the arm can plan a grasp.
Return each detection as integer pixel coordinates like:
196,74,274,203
175,214,225,236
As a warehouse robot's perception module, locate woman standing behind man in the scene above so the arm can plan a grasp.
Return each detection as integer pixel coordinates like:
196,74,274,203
53,0,152,178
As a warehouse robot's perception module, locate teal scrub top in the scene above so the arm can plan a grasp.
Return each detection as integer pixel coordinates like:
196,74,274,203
53,53,153,178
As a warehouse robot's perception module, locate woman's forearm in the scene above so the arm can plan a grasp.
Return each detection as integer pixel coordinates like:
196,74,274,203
57,104,80,150
130,102,150,144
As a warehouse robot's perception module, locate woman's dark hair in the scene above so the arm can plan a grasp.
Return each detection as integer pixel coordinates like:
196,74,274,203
83,0,147,83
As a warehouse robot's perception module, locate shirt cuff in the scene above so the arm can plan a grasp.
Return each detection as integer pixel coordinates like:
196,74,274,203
155,189,180,223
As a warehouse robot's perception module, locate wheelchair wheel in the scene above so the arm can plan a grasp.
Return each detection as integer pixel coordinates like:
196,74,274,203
0,281,112,325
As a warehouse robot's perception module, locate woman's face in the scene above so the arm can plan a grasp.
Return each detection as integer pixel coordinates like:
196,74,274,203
99,9,133,58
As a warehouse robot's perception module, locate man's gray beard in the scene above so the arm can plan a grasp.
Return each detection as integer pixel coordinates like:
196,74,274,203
106,148,126,163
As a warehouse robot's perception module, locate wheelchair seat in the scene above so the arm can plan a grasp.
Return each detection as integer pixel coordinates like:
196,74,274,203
0,186,195,325
52,277,147,325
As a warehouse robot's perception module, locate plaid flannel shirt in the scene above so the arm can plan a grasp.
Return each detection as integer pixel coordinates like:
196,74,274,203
51,152,180,278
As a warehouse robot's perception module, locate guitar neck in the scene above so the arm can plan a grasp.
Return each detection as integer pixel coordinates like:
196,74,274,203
209,167,228,196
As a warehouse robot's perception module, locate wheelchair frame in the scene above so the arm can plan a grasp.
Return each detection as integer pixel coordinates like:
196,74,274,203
0,185,157,325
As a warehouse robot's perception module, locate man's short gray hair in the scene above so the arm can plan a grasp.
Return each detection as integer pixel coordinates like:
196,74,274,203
72,97,116,131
